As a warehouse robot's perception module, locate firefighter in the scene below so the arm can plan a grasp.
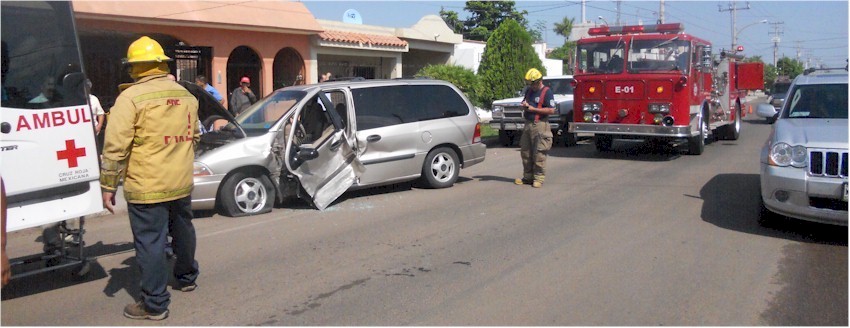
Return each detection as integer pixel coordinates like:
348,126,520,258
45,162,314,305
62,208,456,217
515,68,556,188
100,36,200,321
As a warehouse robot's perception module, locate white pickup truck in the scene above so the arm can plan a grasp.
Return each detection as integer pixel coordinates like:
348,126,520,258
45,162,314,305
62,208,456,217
490,75,576,146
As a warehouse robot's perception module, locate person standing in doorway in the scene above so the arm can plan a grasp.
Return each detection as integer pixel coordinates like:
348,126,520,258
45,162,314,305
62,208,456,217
195,75,223,104
101,36,200,321
515,68,555,188
229,76,256,116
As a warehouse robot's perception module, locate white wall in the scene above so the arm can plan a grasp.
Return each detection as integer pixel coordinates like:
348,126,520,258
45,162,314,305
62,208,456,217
454,41,563,76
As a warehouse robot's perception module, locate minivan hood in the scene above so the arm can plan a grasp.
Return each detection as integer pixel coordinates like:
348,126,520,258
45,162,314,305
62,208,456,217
774,118,849,149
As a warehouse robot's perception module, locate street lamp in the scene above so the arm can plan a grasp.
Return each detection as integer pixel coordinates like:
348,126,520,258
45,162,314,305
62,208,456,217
733,19,768,51
597,16,610,26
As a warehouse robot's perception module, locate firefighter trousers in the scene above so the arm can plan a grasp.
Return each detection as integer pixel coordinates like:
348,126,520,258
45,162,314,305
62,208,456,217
128,196,199,314
519,121,553,183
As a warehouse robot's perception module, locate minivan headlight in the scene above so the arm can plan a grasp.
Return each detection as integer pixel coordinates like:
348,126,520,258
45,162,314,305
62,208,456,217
193,162,213,176
769,143,807,167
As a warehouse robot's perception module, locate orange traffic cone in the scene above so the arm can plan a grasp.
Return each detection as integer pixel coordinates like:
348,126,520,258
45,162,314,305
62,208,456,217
748,104,753,114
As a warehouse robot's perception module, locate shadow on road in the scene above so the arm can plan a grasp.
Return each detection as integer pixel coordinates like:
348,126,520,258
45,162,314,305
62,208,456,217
699,173,847,245
546,139,684,162
2,241,135,300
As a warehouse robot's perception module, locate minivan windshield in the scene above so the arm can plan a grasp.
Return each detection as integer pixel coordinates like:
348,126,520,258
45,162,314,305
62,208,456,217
784,83,848,119
236,90,307,136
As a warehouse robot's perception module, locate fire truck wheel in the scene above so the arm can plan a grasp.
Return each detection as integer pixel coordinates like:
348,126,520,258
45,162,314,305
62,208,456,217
687,110,708,155
421,147,459,189
719,105,742,140
594,135,613,152
219,171,275,217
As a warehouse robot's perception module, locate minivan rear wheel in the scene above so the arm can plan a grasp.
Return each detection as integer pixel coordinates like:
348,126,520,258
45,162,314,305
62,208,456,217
219,171,275,217
421,147,459,189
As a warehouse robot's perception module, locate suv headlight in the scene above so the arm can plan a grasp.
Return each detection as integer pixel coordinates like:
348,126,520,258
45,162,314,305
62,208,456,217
193,162,214,176
769,142,807,167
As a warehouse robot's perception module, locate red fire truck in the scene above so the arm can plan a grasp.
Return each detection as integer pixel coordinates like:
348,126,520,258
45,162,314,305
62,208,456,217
568,23,764,155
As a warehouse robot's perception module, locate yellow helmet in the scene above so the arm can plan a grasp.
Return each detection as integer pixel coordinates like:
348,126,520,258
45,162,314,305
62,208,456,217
124,36,171,64
524,68,543,82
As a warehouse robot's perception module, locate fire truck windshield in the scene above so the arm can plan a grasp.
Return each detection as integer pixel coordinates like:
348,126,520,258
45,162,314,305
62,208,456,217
577,40,625,74
627,39,691,74
578,38,691,75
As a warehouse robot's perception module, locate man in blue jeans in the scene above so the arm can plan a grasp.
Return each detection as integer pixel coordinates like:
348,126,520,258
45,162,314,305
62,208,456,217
101,36,200,321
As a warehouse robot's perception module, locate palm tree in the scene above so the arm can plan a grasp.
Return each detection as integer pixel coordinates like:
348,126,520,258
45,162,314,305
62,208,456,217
552,17,576,73
553,17,574,42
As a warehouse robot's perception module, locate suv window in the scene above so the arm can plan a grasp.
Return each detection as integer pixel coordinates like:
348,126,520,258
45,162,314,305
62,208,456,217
352,84,469,130
543,78,574,95
784,83,848,119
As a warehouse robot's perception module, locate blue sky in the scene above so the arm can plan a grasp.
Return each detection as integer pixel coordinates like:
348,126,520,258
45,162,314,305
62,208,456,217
300,1,849,68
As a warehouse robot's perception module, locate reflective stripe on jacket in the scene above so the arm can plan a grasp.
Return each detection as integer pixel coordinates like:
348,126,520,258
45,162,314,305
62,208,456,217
100,74,200,204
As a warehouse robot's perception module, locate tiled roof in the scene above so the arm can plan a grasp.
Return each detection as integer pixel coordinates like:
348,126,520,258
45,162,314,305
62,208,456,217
319,30,408,47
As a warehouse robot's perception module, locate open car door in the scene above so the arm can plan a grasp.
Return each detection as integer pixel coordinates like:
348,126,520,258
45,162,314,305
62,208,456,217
284,90,362,210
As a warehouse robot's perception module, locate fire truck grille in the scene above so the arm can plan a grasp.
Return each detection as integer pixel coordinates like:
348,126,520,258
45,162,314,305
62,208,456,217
809,150,848,178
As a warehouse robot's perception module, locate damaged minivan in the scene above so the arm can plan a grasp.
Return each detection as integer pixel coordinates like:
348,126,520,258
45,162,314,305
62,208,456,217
191,79,487,216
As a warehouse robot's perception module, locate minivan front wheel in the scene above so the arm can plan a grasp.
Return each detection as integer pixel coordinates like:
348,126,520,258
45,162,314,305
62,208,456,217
421,147,459,189
219,171,275,217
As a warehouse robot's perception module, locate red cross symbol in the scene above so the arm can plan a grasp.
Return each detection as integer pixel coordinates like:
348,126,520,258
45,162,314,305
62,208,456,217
56,139,86,168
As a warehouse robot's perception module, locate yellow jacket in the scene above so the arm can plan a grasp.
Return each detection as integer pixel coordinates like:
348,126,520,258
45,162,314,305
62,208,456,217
100,75,200,204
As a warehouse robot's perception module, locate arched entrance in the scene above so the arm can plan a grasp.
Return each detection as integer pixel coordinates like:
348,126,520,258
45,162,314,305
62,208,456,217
272,47,305,89
226,46,261,99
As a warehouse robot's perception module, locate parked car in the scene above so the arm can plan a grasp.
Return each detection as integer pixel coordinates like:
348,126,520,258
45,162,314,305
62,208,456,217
758,78,792,124
490,75,576,146
191,79,487,216
757,69,848,225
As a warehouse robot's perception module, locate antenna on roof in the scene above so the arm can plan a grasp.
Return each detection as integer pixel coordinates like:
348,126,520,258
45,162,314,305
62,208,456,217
343,9,362,24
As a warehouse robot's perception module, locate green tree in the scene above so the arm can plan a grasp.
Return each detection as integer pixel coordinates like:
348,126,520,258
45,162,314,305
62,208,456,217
551,16,577,74
477,19,544,107
416,64,482,107
440,1,535,42
776,57,804,79
763,64,779,90
439,7,464,33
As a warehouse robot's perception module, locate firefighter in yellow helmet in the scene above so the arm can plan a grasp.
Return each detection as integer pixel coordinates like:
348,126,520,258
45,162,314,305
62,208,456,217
101,36,200,320
515,68,556,188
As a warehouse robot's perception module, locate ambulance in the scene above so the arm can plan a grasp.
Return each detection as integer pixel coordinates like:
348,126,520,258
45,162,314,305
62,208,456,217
1,1,103,233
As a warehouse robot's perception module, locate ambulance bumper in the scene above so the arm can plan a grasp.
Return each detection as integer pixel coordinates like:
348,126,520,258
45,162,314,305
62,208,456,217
191,174,225,210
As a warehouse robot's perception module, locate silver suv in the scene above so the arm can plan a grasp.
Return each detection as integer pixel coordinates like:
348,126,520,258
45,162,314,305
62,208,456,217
757,69,848,225
192,79,486,216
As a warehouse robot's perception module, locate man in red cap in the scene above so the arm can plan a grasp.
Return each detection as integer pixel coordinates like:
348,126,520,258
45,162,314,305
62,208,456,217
229,76,256,116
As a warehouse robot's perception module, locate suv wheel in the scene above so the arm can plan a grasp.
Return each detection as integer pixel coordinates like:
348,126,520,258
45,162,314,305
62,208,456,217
421,147,459,189
219,171,275,217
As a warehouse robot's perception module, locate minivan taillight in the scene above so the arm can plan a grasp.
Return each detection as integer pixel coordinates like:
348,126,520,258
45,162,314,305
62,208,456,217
473,123,481,143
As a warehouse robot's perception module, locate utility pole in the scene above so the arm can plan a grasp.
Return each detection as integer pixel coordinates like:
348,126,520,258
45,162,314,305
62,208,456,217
718,1,751,51
658,0,665,24
615,0,622,25
769,21,784,67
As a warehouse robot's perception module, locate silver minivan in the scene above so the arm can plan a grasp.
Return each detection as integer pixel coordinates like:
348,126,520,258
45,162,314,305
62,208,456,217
191,79,486,216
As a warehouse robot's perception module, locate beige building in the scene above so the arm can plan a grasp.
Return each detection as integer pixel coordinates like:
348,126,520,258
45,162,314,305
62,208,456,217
313,15,462,82
71,1,461,109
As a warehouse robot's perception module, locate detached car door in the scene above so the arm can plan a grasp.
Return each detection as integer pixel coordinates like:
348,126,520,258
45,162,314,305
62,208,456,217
284,90,361,210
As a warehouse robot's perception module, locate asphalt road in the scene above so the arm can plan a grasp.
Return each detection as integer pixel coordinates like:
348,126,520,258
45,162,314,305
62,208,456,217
2,102,847,325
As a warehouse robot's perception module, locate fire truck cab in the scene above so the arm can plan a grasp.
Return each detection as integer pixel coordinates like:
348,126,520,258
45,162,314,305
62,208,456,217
568,23,764,155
